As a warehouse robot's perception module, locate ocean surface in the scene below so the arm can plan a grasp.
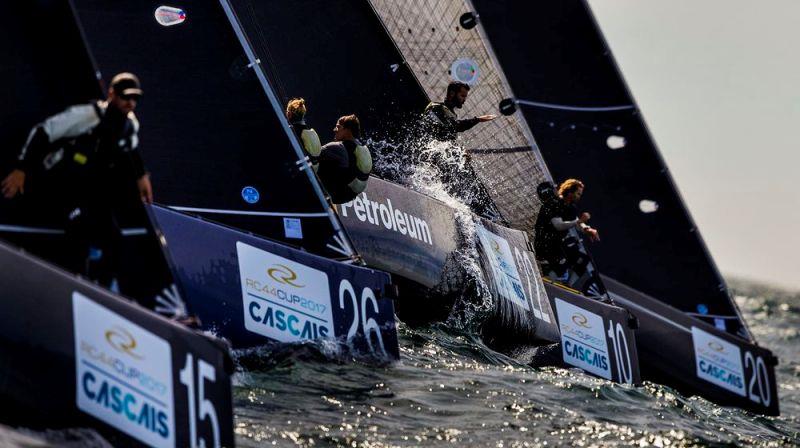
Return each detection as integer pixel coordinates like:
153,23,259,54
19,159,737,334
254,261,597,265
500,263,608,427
4,277,798,447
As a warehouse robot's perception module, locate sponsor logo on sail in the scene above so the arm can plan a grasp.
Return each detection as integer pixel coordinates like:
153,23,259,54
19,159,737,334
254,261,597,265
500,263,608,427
340,192,433,245
555,299,612,380
73,292,175,448
237,242,334,343
691,327,746,396
241,186,260,204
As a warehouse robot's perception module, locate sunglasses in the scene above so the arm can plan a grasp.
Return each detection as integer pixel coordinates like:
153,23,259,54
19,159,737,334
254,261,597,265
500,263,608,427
119,93,141,101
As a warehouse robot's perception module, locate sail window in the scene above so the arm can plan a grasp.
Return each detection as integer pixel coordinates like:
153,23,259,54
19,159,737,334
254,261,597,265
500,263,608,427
450,58,480,85
154,6,186,27
639,200,659,214
606,135,626,150
241,186,260,204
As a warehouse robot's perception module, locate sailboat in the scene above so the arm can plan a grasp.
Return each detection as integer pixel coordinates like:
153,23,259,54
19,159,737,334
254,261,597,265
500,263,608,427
0,2,236,446
52,0,639,387
467,0,779,415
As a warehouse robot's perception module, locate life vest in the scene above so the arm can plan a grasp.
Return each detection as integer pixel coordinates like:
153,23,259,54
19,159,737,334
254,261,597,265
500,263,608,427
32,102,139,175
317,139,372,204
290,120,321,171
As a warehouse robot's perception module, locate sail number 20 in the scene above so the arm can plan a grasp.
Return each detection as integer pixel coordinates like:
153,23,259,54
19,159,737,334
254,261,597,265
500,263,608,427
744,351,771,407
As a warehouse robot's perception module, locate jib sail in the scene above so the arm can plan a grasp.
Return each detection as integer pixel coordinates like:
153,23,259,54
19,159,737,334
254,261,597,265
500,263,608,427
470,0,750,339
367,0,552,231
69,0,355,258
226,0,429,165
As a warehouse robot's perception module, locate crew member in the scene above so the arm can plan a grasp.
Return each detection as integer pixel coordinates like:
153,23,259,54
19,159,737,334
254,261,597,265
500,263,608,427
420,81,498,217
422,81,496,141
534,179,600,277
285,98,321,171
317,114,372,204
1,72,152,284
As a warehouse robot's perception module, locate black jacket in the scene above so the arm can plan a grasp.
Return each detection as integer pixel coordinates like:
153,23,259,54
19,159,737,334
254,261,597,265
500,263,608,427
422,101,480,141
534,196,578,261
16,101,146,181
317,139,372,204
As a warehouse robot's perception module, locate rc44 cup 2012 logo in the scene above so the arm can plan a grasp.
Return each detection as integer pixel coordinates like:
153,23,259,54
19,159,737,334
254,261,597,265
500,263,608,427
237,242,334,343
555,298,612,380
691,327,746,396
73,292,175,448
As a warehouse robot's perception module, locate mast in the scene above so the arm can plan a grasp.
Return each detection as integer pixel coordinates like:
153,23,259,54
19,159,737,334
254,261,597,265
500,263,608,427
218,0,356,259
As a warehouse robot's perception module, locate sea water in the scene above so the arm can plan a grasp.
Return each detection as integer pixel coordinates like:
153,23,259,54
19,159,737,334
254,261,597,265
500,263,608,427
231,278,800,447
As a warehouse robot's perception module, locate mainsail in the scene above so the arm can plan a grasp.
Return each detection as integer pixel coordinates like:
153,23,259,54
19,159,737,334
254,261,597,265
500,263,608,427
470,0,750,338
69,0,355,259
367,0,552,231
227,0,429,157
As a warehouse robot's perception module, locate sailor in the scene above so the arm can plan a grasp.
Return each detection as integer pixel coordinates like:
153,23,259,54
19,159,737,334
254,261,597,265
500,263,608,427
1,72,152,284
285,98,321,171
534,179,600,278
317,114,372,204
420,81,498,218
422,81,496,141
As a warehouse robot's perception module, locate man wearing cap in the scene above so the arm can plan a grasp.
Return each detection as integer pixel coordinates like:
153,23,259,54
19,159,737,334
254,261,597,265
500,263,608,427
1,72,152,282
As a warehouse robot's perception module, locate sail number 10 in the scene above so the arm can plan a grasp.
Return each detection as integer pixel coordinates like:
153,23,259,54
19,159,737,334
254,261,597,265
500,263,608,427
607,320,634,384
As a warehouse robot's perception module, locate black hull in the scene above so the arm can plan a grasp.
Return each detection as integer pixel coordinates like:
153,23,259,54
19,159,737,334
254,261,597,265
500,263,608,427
149,205,400,359
338,176,644,387
544,282,640,384
603,276,779,415
0,240,235,446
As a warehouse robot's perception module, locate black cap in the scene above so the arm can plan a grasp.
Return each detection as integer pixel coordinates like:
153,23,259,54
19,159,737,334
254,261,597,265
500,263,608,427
110,72,143,97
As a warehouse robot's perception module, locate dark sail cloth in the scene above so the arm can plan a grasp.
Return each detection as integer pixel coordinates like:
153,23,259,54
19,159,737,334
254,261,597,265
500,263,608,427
14,101,146,283
533,196,587,277
317,139,372,204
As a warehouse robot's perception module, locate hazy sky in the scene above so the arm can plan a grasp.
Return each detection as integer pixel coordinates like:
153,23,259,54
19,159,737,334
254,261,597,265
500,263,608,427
587,0,800,290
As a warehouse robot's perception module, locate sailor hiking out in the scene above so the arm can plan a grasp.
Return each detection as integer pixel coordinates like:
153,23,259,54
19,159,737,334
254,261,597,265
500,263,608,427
534,179,600,283
1,72,152,285
422,81,496,141
317,114,372,204
420,81,498,218
286,98,322,171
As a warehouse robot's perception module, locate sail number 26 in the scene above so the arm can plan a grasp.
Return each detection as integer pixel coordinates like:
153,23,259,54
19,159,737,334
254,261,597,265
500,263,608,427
338,279,388,357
